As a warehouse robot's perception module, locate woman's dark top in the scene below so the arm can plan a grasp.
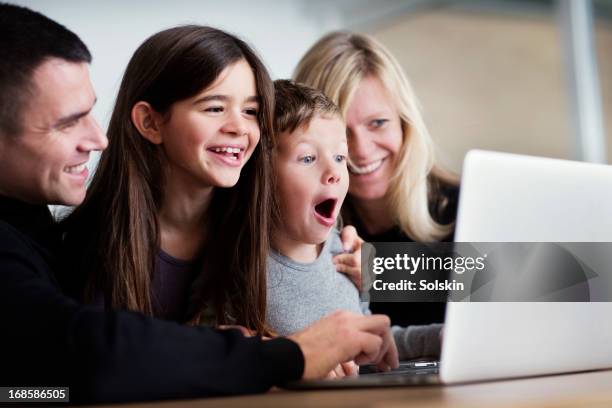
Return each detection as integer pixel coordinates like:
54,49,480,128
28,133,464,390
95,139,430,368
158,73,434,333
0,195,304,403
347,180,459,327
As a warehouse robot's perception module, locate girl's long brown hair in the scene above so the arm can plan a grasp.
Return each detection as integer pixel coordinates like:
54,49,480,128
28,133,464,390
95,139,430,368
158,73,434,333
61,25,274,333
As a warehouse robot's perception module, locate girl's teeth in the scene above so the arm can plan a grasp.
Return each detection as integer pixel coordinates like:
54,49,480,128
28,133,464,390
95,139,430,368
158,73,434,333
348,159,383,175
212,147,241,153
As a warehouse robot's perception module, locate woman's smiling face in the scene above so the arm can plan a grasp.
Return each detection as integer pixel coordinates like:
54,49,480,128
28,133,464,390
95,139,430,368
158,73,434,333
158,59,261,189
345,75,403,201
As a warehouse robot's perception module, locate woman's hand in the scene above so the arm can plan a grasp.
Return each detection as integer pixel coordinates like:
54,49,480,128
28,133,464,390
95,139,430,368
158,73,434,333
334,225,364,291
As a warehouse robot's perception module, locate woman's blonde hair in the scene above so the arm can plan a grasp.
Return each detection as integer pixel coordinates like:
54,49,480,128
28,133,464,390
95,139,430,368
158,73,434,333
294,31,455,242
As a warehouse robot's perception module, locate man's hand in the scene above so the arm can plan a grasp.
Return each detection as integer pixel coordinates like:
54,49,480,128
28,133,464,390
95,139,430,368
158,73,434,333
217,325,257,337
334,225,364,290
326,361,359,378
288,311,399,380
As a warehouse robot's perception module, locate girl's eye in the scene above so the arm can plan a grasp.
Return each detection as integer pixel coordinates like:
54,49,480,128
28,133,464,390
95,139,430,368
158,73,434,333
244,108,258,116
334,154,346,163
299,155,315,164
205,106,224,113
370,118,388,128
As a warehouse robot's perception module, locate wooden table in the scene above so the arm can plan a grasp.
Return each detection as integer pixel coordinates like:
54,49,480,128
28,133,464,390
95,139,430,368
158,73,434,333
94,369,612,408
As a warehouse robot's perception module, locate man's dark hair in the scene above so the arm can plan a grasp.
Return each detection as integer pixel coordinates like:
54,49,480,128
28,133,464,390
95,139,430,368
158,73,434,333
0,3,91,136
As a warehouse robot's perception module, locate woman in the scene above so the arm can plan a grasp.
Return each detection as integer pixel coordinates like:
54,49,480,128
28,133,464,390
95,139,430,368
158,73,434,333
294,32,458,326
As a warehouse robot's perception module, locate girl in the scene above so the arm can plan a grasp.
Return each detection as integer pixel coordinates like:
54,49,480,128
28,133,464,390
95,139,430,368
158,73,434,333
61,25,271,331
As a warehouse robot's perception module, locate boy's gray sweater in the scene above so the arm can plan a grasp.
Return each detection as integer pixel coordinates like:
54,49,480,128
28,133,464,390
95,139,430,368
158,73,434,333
266,231,442,360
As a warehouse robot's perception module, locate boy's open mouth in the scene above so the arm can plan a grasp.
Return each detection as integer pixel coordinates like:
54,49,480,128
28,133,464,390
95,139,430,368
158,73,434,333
314,198,337,220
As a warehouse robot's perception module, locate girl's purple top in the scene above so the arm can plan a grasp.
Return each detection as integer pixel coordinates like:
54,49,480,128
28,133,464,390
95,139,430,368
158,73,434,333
95,249,198,322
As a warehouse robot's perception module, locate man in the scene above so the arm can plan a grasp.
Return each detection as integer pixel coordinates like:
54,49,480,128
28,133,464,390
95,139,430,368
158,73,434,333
0,3,398,404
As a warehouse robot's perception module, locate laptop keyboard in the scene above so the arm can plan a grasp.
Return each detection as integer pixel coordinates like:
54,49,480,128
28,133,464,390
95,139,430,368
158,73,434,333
359,360,440,376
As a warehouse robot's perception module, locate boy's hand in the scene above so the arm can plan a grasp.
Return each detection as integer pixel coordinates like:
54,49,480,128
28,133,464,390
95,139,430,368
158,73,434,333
334,225,363,290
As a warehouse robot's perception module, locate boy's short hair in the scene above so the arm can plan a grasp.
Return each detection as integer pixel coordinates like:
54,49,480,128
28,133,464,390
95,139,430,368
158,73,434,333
273,79,341,136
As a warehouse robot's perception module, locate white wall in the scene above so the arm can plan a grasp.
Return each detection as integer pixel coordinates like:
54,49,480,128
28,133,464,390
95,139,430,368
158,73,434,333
12,0,343,131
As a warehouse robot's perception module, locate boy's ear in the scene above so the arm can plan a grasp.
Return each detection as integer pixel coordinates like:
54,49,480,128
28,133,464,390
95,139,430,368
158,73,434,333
131,101,163,145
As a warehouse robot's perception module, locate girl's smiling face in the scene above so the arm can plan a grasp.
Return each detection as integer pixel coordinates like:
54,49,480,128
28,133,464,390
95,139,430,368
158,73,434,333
158,59,260,189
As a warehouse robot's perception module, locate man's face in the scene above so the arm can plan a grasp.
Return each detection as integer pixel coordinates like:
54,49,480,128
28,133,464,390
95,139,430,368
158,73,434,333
0,58,107,205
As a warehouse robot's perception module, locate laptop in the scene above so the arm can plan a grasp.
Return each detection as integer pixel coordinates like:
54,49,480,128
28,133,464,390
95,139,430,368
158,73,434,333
287,149,612,389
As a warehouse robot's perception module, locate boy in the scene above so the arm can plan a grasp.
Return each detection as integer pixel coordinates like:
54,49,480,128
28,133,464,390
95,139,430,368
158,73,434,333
267,80,442,363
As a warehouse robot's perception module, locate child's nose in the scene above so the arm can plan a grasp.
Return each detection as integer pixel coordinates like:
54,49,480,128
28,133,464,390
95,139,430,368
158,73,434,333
323,166,341,185
222,109,249,137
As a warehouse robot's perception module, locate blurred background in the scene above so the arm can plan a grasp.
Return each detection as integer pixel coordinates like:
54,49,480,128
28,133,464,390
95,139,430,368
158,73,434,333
12,0,612,173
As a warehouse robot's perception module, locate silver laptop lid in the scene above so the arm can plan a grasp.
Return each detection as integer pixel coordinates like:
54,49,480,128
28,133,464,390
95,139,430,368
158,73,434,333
441,150,612,383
